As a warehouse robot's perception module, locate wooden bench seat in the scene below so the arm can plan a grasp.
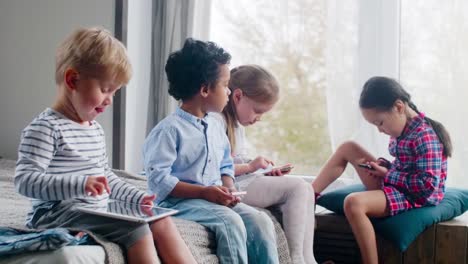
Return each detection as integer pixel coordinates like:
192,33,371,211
314,209,468,264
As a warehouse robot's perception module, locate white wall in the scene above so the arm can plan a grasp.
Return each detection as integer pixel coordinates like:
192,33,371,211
125,0,153,173
0,0,115,162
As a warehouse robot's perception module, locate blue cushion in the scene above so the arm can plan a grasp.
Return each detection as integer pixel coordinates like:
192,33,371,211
317,184,468,251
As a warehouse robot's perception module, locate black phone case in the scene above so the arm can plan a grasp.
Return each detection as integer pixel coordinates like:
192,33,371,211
358,163,375,170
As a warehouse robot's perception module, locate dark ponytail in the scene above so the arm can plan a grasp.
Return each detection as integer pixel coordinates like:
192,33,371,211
407,102,452,157
359,76,452,157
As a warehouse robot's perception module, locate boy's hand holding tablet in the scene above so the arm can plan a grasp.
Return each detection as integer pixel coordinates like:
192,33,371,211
85,175,111,196
141,194,157,207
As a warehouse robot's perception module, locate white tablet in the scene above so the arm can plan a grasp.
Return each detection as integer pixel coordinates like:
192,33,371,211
76,199,178,223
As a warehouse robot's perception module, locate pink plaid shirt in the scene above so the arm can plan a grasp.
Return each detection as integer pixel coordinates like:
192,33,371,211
384,113,447,213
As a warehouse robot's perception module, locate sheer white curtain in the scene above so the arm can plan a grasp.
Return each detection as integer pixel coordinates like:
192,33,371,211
125,0,211,172
400,0,468,188
325,0,399,181
327,0,464,188
147,0,212,134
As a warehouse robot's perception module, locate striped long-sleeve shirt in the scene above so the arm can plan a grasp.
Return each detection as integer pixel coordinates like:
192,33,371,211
15,108,146,225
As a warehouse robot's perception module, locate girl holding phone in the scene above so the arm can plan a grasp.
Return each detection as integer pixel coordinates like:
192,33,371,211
312,77,451,263
214,64,318,264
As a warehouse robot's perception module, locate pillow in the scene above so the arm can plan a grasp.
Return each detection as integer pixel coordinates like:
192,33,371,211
317,184,468,251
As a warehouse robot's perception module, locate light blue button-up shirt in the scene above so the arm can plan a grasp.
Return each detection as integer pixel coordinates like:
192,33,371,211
143,107,235,203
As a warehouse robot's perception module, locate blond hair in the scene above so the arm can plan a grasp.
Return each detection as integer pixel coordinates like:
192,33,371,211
55,27,132,85
222,64,280,151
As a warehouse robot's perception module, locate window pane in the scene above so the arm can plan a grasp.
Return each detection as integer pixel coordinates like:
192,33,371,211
401,0,468,187
210,0,330,175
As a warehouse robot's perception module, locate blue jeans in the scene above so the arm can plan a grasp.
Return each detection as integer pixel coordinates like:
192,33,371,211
159,198,279,264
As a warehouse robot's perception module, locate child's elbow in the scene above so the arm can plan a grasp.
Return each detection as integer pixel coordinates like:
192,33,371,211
14,177,23,194
14,173,28,196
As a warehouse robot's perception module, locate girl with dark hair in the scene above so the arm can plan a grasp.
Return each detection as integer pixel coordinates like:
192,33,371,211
312,76,452,264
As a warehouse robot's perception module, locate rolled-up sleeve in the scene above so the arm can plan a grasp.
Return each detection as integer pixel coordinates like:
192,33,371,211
143,128,180,203
220,136,235,179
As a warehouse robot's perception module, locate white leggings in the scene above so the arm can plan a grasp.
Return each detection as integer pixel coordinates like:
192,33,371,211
241,176,317,264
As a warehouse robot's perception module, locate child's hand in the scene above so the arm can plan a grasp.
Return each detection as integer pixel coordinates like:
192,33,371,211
85,176,111,196
265,163,293,176
266,168,284,176
226,187,241,207
248,156,273,173
367,161,388,178
377,157,392,169
141,194,156,207
201,186,236,206
140,194,156,216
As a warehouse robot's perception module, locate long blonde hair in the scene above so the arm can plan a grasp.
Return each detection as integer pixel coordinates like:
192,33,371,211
222,64,280,151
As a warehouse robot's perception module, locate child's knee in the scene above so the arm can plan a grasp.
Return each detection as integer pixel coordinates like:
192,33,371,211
128,232,154,252
150,216,176,233
245,211,277,244
343,193,364,216
295,178,313,193
221,210,248,238
338,140,360,152
288,177,309,189
250,211,275,234
260,212,275,231
285,178,311,199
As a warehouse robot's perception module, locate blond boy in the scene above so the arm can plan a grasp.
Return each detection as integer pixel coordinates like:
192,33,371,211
14,27,196,264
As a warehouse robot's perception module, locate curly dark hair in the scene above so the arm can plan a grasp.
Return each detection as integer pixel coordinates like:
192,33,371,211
165,38,231,101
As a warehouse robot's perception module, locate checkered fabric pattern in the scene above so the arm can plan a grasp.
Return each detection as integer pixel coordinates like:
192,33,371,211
383,113,447,216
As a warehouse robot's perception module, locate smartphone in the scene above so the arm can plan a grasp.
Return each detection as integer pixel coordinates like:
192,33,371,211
263,164,294,175
231,191,247,196
377,157,391,169
358,163,375,170
278,165,294,173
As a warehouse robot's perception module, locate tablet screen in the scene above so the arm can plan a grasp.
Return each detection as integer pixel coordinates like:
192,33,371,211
77,199,178,223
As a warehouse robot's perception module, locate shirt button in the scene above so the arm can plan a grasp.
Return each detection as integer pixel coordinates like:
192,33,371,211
208,159,211,163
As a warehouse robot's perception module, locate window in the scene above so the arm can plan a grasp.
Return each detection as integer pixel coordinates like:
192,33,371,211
400,0,468,188
210,0,331,175
210,0,466,187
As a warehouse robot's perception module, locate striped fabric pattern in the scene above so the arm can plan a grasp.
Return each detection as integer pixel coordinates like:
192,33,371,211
15,108,146,219
383,113,447,215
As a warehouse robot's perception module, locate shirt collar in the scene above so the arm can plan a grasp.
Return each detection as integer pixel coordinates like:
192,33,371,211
399,112,425,139
175,107,208,127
